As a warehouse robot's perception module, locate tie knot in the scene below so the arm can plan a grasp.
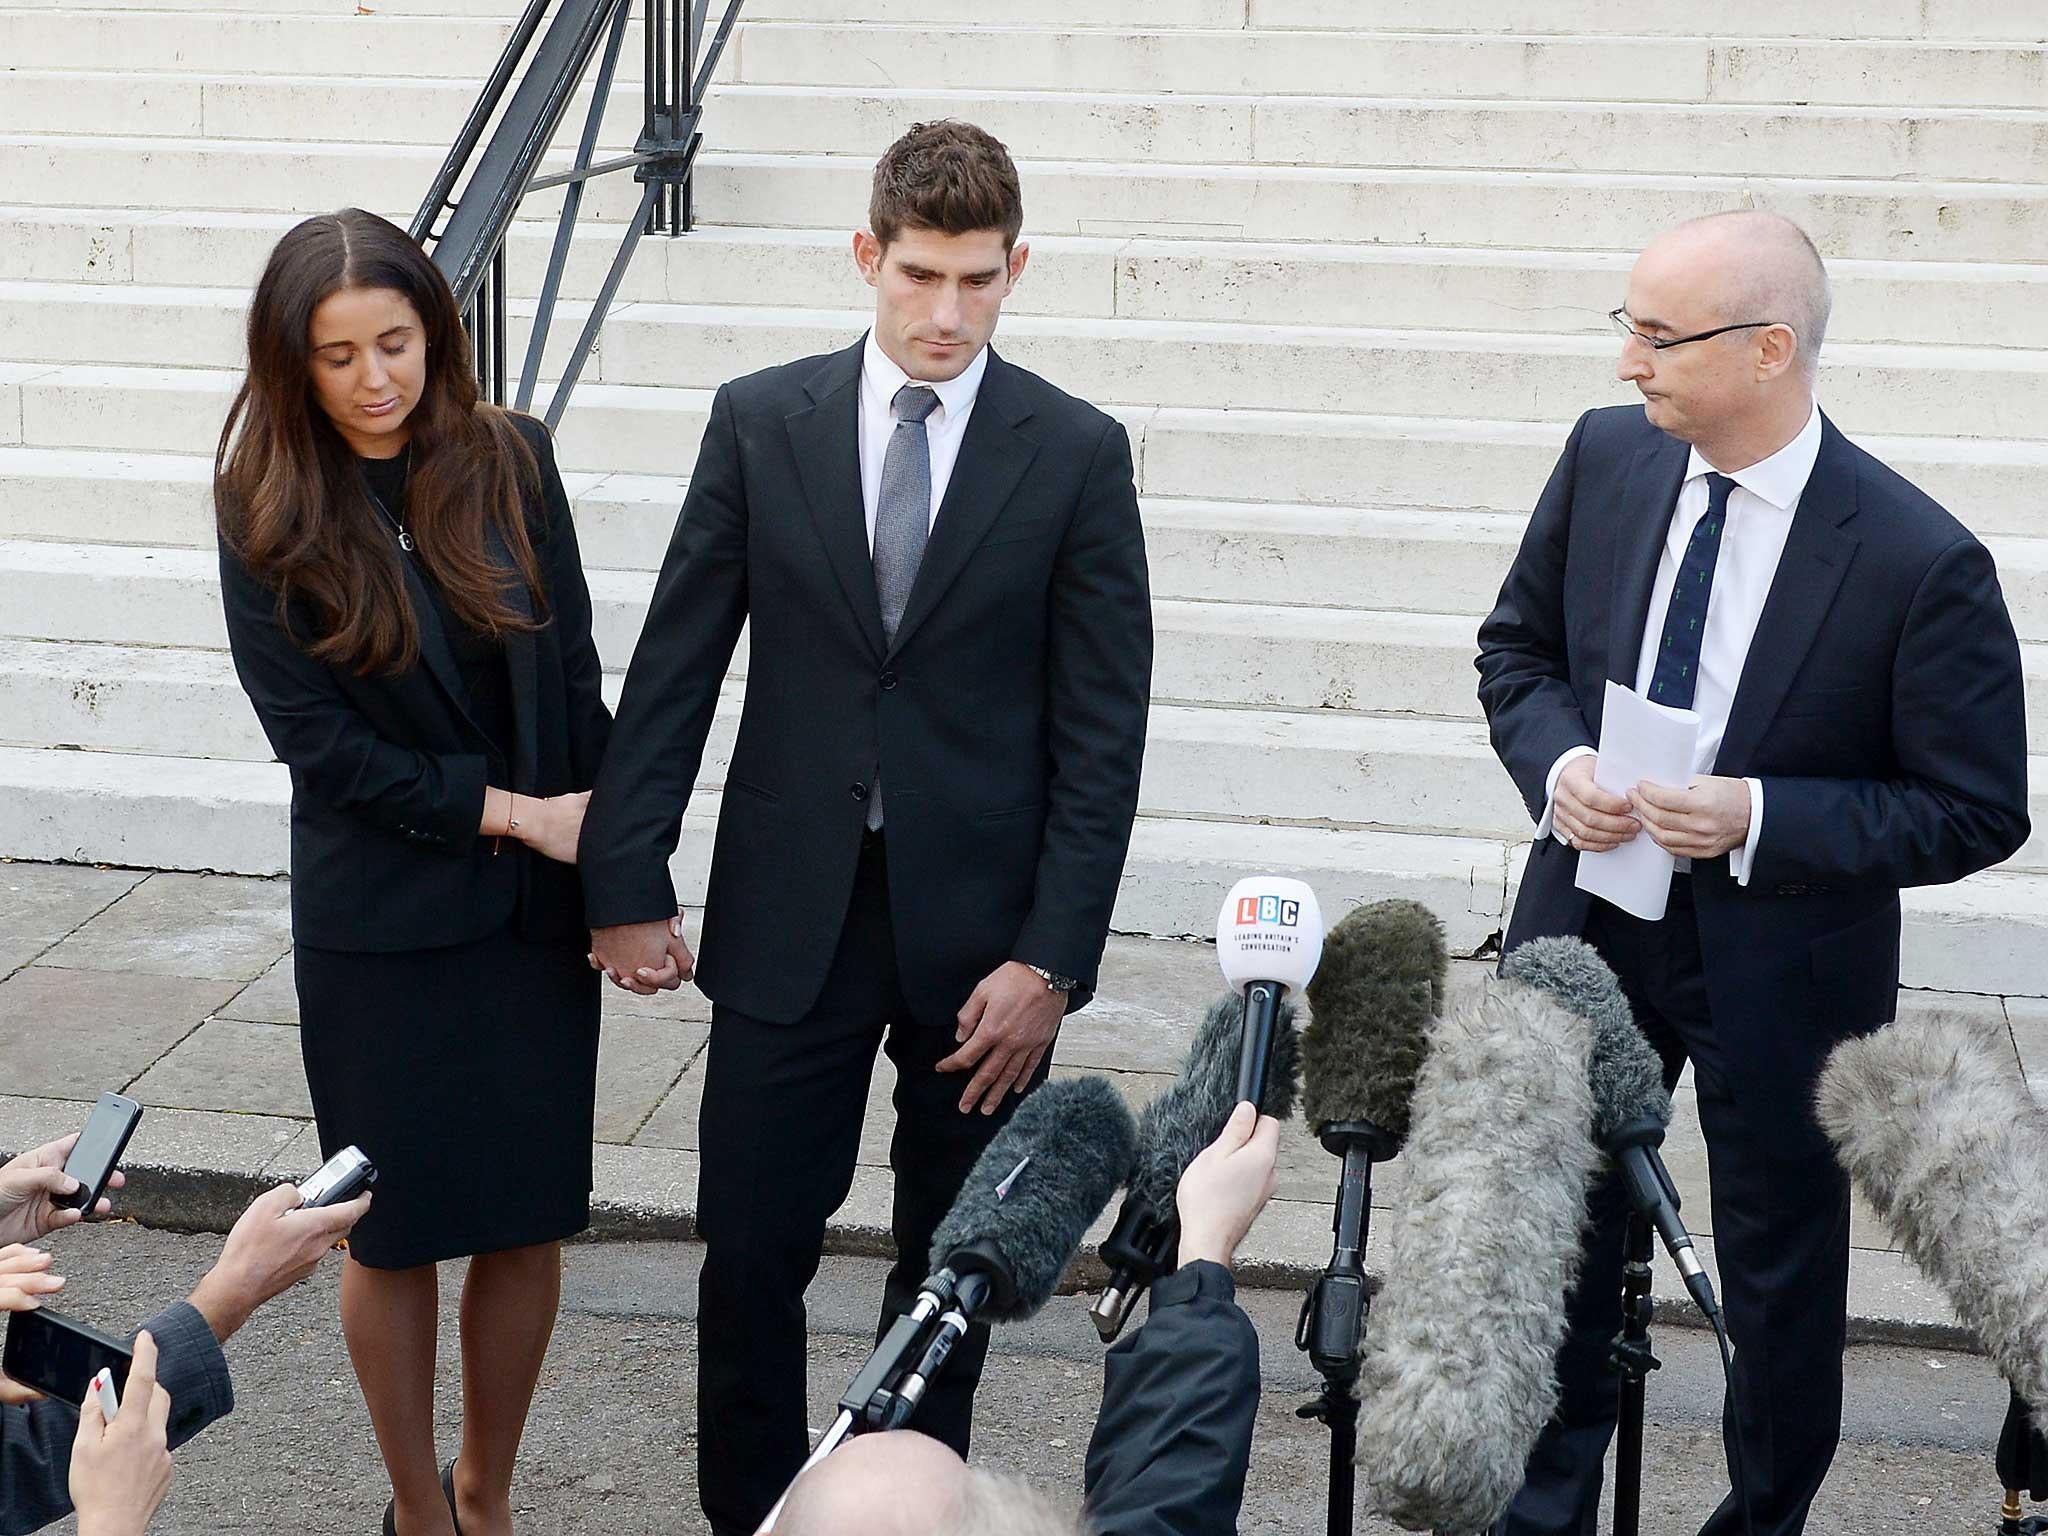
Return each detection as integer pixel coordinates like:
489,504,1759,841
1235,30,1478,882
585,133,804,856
1705,472,1736,509
893,384,941,424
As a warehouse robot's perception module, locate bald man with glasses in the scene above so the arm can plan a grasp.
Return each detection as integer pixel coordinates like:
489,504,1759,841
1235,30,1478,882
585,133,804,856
1476,211,2030,1536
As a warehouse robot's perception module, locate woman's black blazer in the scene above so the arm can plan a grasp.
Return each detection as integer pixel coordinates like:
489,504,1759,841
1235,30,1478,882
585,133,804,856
219,413,612,952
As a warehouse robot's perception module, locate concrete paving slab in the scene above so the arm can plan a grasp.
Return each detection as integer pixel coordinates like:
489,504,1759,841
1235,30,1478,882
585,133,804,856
629,1051,708,1152
217,950,296,1024
0,964,238,1097
2004,995,2048,1105
595,1015,707,1145
125,1014,312,1119
37,870,290,981
0,859,147,960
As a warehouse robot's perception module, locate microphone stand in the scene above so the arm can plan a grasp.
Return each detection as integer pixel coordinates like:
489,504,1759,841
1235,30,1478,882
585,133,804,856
1610,1213,1660,1536
1295,1119,1399,1536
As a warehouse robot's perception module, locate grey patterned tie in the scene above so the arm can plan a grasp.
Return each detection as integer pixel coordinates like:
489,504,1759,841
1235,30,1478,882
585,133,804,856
867,382,940,829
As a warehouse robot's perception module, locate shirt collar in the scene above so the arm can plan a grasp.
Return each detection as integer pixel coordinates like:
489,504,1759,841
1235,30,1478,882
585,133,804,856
861,330,989,425
1685,400,1823,513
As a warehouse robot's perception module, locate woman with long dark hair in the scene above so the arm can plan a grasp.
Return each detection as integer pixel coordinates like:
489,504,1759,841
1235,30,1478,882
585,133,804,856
216,208,612,1536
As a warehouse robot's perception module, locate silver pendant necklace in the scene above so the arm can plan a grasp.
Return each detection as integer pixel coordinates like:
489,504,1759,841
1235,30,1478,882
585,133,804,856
362,444,415,552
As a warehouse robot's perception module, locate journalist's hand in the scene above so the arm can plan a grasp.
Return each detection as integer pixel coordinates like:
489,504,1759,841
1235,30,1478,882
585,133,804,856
1627,775,1752,860
1175,1101,1280,1271
588,913,695,995
516,791,593,864
938,962,1063,1116
69,1329,173,1536
0,1243,66,1405
186,1183,369,1344
1553,754,1639,853
0,1133,126,1244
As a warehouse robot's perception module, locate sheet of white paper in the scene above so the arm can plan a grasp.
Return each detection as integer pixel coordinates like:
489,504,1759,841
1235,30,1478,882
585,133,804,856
1572,680,1701,922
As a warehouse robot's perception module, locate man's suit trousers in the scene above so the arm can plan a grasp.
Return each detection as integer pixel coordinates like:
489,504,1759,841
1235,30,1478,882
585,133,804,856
692,831,1052,1535
1495,878,1855,1536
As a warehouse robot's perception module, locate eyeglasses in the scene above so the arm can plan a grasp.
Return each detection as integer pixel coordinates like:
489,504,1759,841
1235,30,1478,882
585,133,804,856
1608,308,1781,351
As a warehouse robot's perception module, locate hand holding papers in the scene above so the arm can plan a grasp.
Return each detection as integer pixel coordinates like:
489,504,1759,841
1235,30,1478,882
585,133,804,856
1574,680,1700,922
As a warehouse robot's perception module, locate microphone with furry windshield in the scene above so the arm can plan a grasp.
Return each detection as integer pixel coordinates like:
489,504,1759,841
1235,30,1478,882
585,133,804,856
1355,978,1599,1534
1816,1014,2048,1433
759,1076,1136,1534
1501,937,1719,1324
1088,989,1301,1341
1293,899,1445,1536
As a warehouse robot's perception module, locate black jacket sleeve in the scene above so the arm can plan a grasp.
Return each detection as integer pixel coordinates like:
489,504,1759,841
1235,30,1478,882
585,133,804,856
1755,534,2031,888
1474,411,1597,821
0,1301,233,1536
1082,1261,1261,1536
1011,418,1153,988
578,382,752,928
219,540,487,853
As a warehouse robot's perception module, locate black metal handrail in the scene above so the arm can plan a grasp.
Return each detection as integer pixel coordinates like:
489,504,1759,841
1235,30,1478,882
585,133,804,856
410,0,743,425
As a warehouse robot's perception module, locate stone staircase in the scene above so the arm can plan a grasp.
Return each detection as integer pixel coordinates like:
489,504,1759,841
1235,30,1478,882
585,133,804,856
2,0,2046,991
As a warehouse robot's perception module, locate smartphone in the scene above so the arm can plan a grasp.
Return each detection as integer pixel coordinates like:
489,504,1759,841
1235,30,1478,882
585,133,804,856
1,1308,132,1408
53,1093,143,1211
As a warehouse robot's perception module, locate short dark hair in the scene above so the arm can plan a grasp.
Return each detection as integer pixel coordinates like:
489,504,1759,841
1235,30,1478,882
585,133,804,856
869,120,1023,250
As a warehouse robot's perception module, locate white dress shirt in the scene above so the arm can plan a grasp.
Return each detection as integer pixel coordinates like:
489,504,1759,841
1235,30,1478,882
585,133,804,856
1540,401,1824,887
857,330,988,549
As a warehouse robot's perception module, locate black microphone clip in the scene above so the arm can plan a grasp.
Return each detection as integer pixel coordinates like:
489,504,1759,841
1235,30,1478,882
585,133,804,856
1089,1196,1177,1342
1607,1115,1720,1323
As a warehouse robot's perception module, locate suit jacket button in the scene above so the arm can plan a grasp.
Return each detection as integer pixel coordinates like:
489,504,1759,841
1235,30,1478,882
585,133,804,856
851,783,869,802
879,671,898,690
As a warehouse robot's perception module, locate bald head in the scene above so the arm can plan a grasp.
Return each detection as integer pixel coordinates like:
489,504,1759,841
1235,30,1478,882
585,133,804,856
1641,211,1831,379
775,1432,1084,1536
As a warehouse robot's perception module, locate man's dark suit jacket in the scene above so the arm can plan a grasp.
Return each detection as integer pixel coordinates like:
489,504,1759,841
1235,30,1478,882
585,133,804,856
1,1300,232,1536
1082,1261,1261,1536
219,414,612,952
579,338,1153,1029
1477,404,2029,1041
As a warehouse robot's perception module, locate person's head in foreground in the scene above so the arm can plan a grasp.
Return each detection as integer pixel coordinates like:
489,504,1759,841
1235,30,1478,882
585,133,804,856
1613,209,1830,466
774,1429,1084,1536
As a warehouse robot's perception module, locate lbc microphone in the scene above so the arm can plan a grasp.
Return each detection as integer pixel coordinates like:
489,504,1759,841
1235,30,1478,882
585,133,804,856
1816,1014,2048,1422
1355,980,1600,1533
1089,989,1301,1341
1502,936,1721,1324
1295,898,1445,1379
761,1077,1137,1533
1217,875,1324,1110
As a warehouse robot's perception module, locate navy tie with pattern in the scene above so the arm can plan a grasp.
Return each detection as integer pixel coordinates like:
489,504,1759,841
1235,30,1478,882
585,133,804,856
1647,472,1736,712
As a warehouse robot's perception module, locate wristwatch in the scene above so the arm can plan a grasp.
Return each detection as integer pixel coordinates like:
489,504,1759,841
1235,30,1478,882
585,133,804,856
1024,963,1078,994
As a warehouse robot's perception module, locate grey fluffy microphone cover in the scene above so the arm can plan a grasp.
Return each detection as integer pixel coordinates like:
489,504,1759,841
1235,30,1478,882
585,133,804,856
1356,979,1600,1532
1502,935,1670,1145
1817,1014,2048,1427
1300,898,1445,1143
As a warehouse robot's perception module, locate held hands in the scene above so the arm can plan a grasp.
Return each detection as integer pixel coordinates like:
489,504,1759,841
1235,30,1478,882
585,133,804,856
588,912,696,995
937,962,1064,1116
0,1243,66,1405
186,1183,370,1345
1175,1101,1281,1272
0,1133,127,1245
69,1329,174,1536
1627,775,1752,861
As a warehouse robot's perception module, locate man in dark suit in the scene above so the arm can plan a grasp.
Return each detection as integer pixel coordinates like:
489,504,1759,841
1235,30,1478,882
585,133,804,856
1476,210,2030,1536
580,120,1153,1535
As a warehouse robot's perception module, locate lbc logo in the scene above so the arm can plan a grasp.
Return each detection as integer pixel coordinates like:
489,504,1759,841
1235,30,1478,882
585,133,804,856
1235,895,1300,927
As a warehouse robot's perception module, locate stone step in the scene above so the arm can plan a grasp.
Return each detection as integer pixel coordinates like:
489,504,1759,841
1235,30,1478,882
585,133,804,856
0,743,1512,951
12,364,2048,542
13,285,2048,441
6,12,2045,108
4,0,2040,40
12,72,2048,184
5,137,2047,262
8,541,2048,757
18,635,2048,873
0,446,1528,613
5,741,2040,993
10,208,2047,352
